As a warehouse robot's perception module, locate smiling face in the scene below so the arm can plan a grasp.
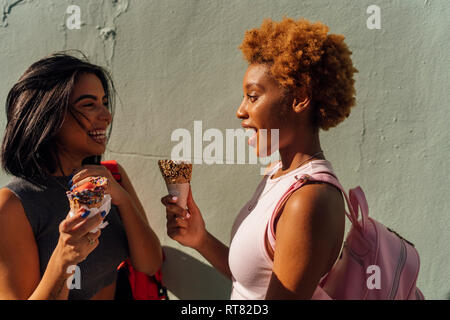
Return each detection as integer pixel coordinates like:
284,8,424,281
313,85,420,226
55,72,112,161
236,64,303,157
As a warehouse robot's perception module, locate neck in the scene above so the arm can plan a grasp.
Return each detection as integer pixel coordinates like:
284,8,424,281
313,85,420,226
52,148,85,177
278,127,324,172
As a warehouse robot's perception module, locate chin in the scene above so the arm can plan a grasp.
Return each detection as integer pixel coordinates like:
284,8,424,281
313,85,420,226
89,145,106,156
255,143,278,158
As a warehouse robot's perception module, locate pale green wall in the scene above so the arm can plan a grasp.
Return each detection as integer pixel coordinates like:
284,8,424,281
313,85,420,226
0,0,448,299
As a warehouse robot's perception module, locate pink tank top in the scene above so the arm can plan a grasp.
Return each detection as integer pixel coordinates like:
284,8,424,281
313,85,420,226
229,160,338,300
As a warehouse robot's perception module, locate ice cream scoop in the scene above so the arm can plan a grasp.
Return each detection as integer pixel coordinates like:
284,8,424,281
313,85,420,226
67,176,111,233
67,176,108,211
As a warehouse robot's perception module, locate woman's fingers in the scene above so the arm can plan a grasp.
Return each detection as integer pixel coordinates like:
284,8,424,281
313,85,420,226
81,229,101,247
165,204,187,218
65,229,101,264
161,194,178,206
60,209,89,233
58,203,104,265
70,175,110,194
71,168,92,184
162,194,189,218
167,214,189,228
71,166,110,186
90,229,102,240
68,213,104,239
167,225,187,240
77,229,101,246
69,176,95,191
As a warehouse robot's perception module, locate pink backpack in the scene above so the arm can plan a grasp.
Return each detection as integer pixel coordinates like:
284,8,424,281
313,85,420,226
269,171,424,300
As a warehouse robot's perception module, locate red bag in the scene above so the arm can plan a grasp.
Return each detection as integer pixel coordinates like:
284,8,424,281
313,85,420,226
101,160,168,300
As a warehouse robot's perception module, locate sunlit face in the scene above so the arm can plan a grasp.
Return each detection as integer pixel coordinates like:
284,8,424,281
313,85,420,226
236,64,297,157
56,72,112,160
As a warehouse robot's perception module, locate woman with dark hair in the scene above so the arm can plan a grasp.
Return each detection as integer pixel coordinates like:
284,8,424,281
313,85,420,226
161,17,358,299
0,52,162,299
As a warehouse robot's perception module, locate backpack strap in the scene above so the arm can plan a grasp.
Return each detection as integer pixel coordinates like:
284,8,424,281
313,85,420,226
347,186,369,232
101,160,122,183
309,173,369,231
267,171,369,249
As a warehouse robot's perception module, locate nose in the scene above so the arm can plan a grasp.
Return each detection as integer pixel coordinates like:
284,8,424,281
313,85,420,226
99,104,112,125
236,97,248,119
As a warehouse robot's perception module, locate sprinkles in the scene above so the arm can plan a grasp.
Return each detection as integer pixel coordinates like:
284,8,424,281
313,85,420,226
158,159,192,184
67,176,108,209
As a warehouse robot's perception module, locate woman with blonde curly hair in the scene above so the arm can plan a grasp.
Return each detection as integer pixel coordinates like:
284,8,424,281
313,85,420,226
162,17,358,299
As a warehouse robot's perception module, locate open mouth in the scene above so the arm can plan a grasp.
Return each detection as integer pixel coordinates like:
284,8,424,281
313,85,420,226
244,127,258,148
87,129,107,144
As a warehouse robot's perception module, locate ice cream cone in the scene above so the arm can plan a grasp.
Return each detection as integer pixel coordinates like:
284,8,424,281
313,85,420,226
166,183,190,209
67,176,108,210
158,159,192,209
67,176,111,232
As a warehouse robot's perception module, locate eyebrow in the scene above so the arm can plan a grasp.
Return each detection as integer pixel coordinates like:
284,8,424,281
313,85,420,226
245,82,264,90
73,94,107,104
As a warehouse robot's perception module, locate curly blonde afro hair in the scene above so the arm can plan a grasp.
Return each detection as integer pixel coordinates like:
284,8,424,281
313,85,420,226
239,17,358,130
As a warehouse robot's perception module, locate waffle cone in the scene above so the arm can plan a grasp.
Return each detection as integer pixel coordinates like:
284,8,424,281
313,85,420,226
158,159,192,184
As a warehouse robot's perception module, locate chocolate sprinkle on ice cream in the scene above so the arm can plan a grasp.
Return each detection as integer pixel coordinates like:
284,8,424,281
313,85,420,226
158,160,192,184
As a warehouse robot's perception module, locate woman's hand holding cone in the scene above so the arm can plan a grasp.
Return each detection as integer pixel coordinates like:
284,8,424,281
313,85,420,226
53,209,103,268
161,185,207,250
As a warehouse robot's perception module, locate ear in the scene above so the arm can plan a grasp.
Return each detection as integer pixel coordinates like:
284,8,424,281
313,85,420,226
292,96,311,114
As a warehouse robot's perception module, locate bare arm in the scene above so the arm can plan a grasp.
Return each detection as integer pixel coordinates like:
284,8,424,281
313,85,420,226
0,189,102,300
0,189,67,299
265,183,345,299
116,164,163,275
162,186,232,280
195,231,231,280
70,164,163,276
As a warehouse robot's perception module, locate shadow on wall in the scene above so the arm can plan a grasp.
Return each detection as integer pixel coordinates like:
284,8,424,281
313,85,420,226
162,246,232,299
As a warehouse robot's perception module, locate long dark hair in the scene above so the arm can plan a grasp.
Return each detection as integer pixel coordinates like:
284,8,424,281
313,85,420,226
1,51,115,181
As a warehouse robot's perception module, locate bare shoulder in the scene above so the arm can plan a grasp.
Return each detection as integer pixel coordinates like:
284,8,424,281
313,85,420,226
0,188,40,299
115,162,130,181
115,162,133,186
0,187,36,247
287,182,344,216
276,182,345,240
0,187,26,216
116,162,125,173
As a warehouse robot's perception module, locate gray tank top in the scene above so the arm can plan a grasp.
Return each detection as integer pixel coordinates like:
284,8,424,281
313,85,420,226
5,175,129,300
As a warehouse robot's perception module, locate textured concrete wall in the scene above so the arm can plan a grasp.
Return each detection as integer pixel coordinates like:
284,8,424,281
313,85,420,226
0,0,448,299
